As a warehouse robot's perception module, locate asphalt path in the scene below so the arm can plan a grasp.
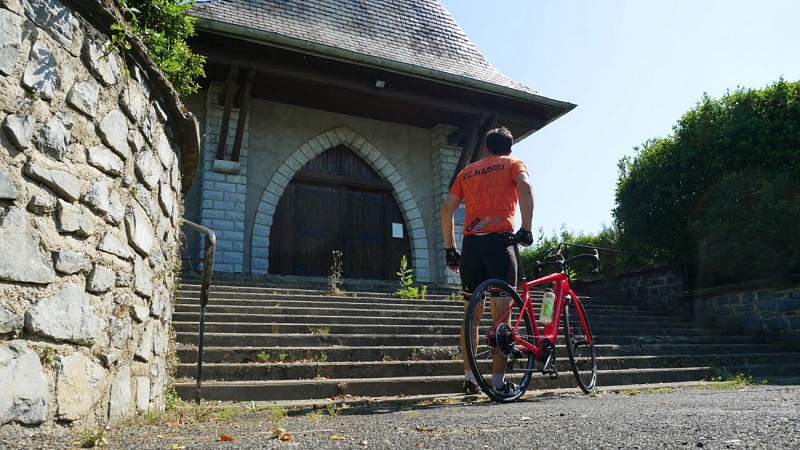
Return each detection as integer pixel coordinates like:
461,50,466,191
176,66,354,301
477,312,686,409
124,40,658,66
3,384,798,449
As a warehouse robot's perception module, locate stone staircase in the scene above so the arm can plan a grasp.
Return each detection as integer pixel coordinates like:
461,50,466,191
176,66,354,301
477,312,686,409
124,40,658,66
172,275,800,403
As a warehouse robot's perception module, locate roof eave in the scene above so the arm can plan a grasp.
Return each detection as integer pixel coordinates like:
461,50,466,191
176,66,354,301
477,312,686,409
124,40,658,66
195,18,577,115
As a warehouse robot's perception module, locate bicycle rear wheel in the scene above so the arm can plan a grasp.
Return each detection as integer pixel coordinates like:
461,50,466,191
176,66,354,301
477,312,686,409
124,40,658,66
464,279,535,402
563,295,597,393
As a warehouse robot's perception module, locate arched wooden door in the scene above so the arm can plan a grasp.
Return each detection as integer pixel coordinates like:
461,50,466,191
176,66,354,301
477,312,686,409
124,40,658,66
270,146,412,279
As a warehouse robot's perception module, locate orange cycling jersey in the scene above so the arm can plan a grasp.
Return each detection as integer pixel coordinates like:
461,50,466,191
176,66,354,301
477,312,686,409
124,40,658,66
449,155,527,236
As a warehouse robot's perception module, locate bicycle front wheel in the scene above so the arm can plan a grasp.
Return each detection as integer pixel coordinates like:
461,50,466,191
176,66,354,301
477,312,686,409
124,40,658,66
563,296,597,393
464,279,535,402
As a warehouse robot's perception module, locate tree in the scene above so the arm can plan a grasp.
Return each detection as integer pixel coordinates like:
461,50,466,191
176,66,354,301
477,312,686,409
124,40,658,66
113,0,205,97
614,79,800,285
519,224,643,280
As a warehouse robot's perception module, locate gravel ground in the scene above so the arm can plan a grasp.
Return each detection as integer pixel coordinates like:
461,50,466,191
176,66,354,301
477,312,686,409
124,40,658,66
2,384,798,449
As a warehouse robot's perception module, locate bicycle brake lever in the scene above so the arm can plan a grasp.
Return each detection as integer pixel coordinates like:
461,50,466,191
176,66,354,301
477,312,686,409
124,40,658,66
592,249,601,273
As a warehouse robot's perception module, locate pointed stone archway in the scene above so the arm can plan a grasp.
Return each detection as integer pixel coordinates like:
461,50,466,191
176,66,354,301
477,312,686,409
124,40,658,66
251,127,430,281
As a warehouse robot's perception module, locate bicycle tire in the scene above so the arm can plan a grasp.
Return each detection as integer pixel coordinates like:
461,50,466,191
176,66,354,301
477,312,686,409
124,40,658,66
563,295,597,393
464,279,535,402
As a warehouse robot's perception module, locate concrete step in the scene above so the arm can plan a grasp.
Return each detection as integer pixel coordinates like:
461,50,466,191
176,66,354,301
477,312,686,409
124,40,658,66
177,345,461,364
171,306,678,323
179,274,459,295
171,320,739,338
711,363,800,380
596,342,798,356
175,332,458,347
177,285,632,309
172,313,462,327
174,367,714,402
173,275,799,404
173,331,772,348
174,301,467,315
176,353,800,382
176,344,800,365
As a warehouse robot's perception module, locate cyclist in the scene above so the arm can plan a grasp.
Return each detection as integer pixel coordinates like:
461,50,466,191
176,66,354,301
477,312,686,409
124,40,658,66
440,126,534,395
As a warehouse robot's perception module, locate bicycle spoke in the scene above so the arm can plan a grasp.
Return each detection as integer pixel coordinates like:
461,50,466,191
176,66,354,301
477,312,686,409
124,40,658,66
563,297,597,393
465,279,535,402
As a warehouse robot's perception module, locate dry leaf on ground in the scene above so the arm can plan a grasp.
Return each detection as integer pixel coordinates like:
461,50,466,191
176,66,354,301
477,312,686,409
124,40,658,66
279,433,292,441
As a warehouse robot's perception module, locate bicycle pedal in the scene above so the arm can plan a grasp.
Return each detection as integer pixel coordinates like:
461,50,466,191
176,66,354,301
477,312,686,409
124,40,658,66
541,365,559,379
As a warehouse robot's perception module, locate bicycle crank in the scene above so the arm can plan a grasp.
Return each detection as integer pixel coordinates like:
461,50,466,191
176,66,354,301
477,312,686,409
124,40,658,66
540,340,559,379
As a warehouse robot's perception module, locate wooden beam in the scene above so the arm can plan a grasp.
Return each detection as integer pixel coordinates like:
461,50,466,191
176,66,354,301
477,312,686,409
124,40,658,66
230,68,254,162
292,172,393,191
469,115,497,164
447,115,483,147
215,66,237,160
201,47,549,128
448,113,486,189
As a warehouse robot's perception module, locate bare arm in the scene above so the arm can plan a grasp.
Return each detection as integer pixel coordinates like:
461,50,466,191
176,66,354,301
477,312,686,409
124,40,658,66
517,172,534,231
440,193,462,249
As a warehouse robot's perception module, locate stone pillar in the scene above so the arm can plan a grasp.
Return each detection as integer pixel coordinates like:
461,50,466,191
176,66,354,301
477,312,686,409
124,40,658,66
199,82,248,273
431,125,463,285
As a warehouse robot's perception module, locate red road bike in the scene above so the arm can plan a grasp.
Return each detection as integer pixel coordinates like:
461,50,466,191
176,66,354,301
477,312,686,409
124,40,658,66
464,243,600,402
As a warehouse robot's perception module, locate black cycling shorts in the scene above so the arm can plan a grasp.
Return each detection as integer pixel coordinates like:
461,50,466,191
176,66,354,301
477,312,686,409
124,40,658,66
460,232,518,299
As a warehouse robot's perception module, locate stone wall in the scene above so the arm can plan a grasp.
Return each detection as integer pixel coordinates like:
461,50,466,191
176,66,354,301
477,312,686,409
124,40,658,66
0,0,198,429
690,278,800,340
574,264,690,316
575,265,800,340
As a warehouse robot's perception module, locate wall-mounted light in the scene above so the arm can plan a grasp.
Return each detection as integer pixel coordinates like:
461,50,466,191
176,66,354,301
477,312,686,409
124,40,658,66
374,77,386,90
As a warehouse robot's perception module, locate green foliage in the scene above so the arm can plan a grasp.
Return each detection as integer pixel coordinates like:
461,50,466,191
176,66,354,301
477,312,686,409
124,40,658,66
38,347,58,367
325,402,343,417
519,225,647,279
113,0,205,96
268,405,288,425
703,371,758,389
614,79,800,284
395,255,426,299
78,427,107,448
690,170,800,285
216,407,243,422
327,250,344,296
164,384,183,410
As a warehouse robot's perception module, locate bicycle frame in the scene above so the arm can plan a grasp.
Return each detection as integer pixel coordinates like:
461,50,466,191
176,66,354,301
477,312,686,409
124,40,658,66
495,271,592,359
465,245,600,400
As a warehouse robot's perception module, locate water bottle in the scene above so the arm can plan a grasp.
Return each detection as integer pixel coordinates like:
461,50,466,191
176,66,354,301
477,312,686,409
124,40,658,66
540,289,555,325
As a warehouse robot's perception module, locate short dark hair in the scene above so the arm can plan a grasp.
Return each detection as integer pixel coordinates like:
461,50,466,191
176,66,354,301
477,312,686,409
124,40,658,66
485,127,513,155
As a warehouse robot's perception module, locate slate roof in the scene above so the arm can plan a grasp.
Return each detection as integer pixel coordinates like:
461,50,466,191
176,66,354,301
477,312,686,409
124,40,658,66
191,0,556,103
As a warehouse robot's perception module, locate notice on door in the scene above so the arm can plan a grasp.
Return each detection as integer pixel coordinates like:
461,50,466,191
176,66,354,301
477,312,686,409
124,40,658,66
392,223,403,239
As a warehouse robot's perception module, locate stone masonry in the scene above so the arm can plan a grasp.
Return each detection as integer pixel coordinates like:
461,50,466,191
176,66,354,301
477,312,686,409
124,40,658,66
430,124,464,285
576,265,800,341
0,0,198,429
198,82,247,273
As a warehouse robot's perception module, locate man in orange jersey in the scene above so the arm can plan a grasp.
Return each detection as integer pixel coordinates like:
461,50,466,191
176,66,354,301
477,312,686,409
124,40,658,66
440,126,534,395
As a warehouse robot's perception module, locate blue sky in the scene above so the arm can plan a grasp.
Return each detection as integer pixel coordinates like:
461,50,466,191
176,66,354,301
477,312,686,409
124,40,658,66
440,0,800,238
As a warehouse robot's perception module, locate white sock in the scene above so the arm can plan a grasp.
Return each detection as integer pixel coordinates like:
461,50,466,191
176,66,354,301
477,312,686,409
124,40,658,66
492,373,505,389
465,371,476,383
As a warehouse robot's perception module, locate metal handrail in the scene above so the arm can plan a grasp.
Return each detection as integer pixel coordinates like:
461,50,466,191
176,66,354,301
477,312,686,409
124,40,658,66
180,219,216,404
